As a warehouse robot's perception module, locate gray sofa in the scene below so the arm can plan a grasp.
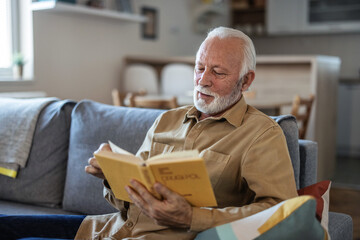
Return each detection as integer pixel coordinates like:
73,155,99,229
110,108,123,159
0,99,353,239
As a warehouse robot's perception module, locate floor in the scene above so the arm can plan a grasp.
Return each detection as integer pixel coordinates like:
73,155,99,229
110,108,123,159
331,157,360,240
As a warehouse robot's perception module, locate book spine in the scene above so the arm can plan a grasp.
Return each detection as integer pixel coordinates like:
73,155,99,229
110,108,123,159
139,164,161,199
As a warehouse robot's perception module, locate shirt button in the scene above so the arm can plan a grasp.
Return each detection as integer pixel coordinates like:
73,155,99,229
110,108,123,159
126,221,133,228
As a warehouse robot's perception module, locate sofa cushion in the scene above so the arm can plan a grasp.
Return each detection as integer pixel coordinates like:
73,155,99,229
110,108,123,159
0,100,75,207
0,200,78,215
63,100,164,215
271,115,300,189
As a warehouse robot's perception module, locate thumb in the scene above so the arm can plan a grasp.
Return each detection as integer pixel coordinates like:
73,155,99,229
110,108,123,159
154,182,175,200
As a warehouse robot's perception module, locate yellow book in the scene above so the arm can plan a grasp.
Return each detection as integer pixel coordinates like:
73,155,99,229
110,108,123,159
94,141,217,207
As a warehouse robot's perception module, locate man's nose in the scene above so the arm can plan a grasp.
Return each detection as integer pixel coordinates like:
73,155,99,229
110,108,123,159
198,70,213,87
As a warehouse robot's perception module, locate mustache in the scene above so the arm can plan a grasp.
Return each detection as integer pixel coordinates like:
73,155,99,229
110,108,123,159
194,86,219,97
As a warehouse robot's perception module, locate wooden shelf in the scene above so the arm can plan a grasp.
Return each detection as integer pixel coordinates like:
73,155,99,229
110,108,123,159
31,1,147,23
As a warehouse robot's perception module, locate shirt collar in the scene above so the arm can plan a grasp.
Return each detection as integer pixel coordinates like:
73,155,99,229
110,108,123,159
183,96,248,127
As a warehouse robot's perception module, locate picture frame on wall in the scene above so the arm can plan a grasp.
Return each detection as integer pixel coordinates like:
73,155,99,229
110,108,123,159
141,7,158,40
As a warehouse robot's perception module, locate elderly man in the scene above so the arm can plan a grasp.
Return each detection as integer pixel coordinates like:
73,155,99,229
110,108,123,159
79,26,297,239
0,27,297,240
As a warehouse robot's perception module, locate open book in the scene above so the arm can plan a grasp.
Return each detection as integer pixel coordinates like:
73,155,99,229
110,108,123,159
94,141,217,207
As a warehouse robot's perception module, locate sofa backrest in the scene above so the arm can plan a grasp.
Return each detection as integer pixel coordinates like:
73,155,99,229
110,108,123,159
271,115,301,189
0,100,76,207
298,139,317,189
271,116,317,189
62,100,164,214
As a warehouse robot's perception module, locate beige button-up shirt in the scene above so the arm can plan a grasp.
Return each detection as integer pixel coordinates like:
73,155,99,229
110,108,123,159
76,97,298,240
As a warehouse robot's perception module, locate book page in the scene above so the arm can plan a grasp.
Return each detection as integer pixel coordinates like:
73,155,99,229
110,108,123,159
108,141,133,155
96,151,143,164
148,150,200,162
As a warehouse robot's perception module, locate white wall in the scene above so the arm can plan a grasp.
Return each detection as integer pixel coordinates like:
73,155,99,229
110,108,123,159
0,0,208,104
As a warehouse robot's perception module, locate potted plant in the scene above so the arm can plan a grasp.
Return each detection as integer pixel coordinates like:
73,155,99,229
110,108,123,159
12,52,26,79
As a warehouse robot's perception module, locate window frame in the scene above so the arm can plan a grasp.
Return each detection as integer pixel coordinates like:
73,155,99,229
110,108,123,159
0,0,20,78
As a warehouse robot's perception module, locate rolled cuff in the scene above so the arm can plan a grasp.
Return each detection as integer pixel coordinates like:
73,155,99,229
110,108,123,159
189,207,214,232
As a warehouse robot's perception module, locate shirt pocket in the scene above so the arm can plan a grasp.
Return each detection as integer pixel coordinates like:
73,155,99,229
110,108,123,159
200,150,231,189
149,142,175,158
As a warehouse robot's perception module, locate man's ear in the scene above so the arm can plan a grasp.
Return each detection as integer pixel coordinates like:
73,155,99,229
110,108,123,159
241,71,255,92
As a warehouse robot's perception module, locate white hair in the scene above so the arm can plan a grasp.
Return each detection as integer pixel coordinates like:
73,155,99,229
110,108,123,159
198,26,256,80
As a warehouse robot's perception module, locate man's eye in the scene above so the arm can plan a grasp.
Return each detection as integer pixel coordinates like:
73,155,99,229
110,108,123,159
214,71,225,76
196,68,204,72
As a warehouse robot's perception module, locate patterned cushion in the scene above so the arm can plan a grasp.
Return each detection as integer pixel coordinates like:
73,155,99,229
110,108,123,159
195,196,329,240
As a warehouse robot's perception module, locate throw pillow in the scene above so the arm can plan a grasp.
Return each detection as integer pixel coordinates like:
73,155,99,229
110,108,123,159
297,180,331,231
195,196,329,240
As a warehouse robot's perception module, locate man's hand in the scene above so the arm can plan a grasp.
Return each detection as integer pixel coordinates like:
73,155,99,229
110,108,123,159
85,143,111,179
125,180,193,229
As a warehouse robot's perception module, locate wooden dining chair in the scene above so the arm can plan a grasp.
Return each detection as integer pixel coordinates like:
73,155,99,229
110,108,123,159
111,89,124,106
112,64,159,106
128,93,178,109
112,89,147,107
291,94,315,139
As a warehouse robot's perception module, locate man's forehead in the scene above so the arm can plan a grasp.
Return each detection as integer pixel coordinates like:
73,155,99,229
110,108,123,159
195,38,243,67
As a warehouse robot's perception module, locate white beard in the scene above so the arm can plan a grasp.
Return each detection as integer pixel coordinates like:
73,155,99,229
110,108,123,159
193,84,242,115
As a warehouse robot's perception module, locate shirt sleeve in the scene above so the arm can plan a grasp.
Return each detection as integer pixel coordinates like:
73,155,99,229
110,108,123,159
189,126,298,232
103,180,128,213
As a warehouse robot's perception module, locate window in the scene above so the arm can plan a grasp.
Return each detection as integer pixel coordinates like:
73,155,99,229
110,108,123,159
0,0,19,78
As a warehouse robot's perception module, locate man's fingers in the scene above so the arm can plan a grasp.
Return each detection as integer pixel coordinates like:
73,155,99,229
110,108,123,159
129,179,158,205
85,165,105,179
85,164,100,174
88,157,101,169
153,182,174,199
94,143,112,154
125,185,150,211
84,143,111,180
126,180,192,228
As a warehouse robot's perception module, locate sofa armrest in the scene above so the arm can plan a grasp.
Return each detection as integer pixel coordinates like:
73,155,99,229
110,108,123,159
298,139,318,189
328,212,353,240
